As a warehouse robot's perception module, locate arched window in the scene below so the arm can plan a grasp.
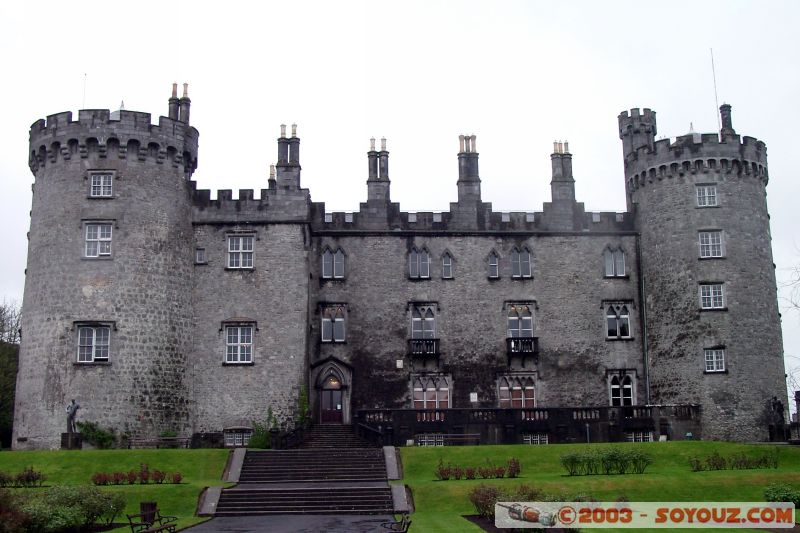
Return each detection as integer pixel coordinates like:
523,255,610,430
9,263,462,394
488,251,499,279
511,247,532,278
413,376,449,409
322,248,345,279
499,376,535,408
603,247,625,277
409,247,431,279
606,304,631,339
411,306,436,339
441,252,453,279
507,305,533,338
321,305,346,342
610,374,634,406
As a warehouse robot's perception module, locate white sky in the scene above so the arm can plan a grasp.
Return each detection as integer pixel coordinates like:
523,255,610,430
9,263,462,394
1,0,798,410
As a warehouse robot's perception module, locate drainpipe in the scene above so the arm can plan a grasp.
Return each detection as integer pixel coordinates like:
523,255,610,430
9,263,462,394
636,233,651,403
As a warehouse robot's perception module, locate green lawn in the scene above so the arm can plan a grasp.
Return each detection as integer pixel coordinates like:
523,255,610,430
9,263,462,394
0,449,231,531
399,441,800,532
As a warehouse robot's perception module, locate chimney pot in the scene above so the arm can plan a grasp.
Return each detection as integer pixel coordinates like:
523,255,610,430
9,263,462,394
470,135,476,152
381,137,387,151
564,141,569,153
280,124,286,138
459,135,465,153
171,83,177,98
291,123,297,138
370,137,376,151
182,83,189,98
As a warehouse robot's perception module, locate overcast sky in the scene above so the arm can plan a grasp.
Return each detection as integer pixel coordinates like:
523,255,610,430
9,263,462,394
1,0,798,409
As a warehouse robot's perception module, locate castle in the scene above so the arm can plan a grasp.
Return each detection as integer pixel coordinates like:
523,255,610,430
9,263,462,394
13,85,787,449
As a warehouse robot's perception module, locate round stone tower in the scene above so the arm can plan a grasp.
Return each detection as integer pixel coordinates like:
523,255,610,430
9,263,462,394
619,105,786,441
13,85,199,448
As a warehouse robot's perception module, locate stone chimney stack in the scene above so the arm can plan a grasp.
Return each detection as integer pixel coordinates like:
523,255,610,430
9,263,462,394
168,83,180,120
720,104,736,139
178,83,191,124
550,140,575,202
276,124,301,189
366,137,390,203
457,134,481,204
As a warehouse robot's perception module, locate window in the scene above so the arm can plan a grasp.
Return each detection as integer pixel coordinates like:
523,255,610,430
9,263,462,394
322,248,345,279
522,433,549,445
89,173,113,197
411,305,436,339
225,325,253,363
412,376,449,409
507,304,533,351
606,303,631,339
409,247,430,279
85,223,112,257
625,431,652,442
441,253,453,279
322,305,346,342
610,374,634,406
700,283,725,309
498,376,535,408
488,252,499,279
699,231,723,258
511,247,532,278
603,248,626,276
704,348,726,372
696,185,718,207
224,428,253,447
227,235,254,269
195,248,207,264
77,325,110,362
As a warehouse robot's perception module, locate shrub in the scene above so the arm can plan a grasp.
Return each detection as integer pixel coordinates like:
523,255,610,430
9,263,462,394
76,421,116,449
478,465,494,479
705,451,727,471
468,484,504,518
514,484,543,501
152,470,166,484
249,421,270,449
435,459,452,481
465,467,476,480
15,466,45,488
451,465,464,480
689,456,704,472
91,472,110,486
138,463,150,484
126,469,138,485
99,492,126,526
111,471,126,485
169,472,183,484
560,452,583,476
493,465,506,478
506,458,521,478
583,451,601,475
21,485,125,532
629,449,653,474
0,488,31,533
0,470,12,488
764,483,800,506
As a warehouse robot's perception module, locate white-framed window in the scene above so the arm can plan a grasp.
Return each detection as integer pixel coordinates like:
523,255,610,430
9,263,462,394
700,283,725,309
699,231,723,258
488,252,500,279
226,325,253,363
704,348,726,372
441,253,453,279
498,376,535,408
511,247,532,278
227,235,254,269
522,433,549,445
223,428,253,447
603,248,626,277
322,248,345,279
696,185,718,207
416,433,445,446
322,305,346,342
195,248,207,264
606,303,631,339
411,305,436,339
85,223,112,257
507,304,533,343
89,173,113,197
412,376,449,409
625,431,652,442
409,247,430,279
610,373,634,406
77,325,111,363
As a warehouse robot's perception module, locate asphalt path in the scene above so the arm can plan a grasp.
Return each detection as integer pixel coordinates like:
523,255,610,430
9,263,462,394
183,514,395,532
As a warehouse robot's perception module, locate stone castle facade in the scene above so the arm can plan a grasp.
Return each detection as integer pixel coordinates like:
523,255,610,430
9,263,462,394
13,85,787,448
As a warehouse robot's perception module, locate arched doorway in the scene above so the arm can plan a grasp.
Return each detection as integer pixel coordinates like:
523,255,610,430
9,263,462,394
320,374,343,423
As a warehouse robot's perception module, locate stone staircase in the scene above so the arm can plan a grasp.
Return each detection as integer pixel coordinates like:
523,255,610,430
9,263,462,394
213,424,400,516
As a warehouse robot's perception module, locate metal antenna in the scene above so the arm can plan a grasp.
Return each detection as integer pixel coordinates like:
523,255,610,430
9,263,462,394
82,73,87,110
710,48,721,132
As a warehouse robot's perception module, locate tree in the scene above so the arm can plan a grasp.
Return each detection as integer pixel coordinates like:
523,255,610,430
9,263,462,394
0,300,20,448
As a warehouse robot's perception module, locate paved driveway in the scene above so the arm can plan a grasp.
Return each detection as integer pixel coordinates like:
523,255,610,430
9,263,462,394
183,514,395,532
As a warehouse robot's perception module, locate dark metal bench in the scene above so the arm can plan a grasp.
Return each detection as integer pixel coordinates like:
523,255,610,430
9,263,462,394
127,509,177,533
381,514,411,532
128,437,190,449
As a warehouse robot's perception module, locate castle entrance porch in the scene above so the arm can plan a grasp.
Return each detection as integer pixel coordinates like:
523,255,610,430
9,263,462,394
311,357,352,424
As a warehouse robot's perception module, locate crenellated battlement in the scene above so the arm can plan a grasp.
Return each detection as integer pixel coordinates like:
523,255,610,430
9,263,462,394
29,107,199,177
191,184,310,223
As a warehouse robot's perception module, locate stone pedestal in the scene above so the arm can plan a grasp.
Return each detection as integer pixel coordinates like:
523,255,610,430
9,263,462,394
60,432,82,450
